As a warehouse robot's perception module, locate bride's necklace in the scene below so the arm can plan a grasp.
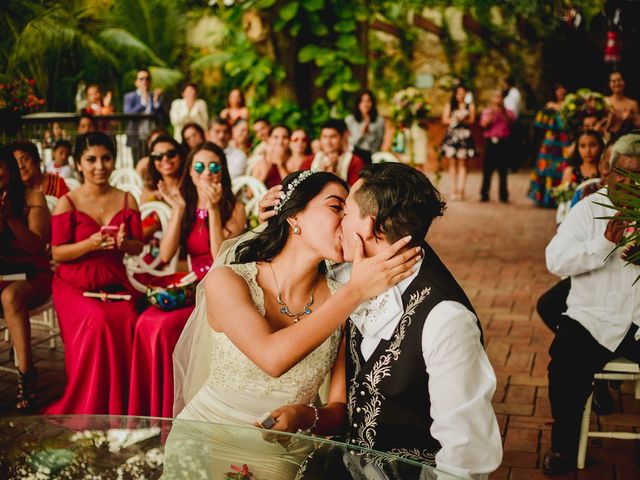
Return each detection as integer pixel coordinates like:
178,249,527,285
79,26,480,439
269,262,318,323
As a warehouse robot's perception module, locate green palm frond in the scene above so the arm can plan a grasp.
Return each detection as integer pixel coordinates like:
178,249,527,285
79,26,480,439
99,28,166,67
148,66,184,90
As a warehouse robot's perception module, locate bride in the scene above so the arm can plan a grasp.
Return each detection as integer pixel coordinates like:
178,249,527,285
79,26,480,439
166,170,419,479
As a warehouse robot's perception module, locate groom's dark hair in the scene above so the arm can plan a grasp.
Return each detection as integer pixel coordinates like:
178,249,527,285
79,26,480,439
354,163,446,247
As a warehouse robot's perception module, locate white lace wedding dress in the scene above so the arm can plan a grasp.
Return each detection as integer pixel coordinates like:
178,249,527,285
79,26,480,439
164,262,342,480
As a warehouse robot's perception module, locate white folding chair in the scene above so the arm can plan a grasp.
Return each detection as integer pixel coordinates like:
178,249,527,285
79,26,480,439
577,357,640,469
371,151,400,164
124,201,178,293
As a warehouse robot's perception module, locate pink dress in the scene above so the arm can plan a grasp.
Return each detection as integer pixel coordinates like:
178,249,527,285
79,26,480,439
128,212,214,418
44,194,142,415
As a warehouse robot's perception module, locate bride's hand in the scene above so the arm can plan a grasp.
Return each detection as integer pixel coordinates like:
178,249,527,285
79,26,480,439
255,405,313,443
348,234,421,301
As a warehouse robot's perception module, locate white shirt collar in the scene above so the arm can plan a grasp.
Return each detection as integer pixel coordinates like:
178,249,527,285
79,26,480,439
349,252,424,340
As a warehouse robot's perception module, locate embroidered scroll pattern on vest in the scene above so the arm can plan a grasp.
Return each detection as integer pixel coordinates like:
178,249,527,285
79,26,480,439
389,447,437,465
348,286,431,450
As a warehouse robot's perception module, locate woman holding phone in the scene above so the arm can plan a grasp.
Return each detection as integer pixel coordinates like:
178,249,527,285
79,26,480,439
128,142,245,418
44,132,143,415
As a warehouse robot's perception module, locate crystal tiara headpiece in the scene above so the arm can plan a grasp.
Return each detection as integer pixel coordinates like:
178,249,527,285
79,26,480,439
274,169,319,214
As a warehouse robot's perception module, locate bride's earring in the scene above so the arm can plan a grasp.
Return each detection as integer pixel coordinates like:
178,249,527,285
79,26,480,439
293,226,301,235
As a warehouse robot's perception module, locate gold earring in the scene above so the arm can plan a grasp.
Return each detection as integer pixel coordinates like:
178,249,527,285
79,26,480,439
293,226,301,235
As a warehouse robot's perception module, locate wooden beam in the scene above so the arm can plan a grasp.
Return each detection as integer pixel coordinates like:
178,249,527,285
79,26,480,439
370,18,402,38
412,13,445,38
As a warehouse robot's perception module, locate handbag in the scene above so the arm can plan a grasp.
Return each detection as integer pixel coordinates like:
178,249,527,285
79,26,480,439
146,272,197,312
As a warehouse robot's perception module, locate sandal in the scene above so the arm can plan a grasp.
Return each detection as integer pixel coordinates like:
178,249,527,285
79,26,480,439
17,367,38,414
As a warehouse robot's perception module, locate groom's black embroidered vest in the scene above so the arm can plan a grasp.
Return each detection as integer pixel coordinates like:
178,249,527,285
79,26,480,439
345,242,480,464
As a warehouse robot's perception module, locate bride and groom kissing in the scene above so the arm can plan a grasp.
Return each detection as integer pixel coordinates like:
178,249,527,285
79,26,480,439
169,163,502,479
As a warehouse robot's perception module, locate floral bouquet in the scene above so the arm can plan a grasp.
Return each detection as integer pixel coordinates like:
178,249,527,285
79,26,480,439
550,182,577,204
0,77,45,113
390,87,431,129
559,88,608,134
147,272,197,311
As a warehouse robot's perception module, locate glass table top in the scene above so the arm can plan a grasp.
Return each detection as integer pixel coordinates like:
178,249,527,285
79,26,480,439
0,415,464,479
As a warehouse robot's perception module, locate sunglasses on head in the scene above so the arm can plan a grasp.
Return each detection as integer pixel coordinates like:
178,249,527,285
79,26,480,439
193,161,221,174
150,149,178,162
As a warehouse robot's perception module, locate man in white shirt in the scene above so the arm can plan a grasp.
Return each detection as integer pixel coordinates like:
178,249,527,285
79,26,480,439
333,163,502,479
501,76,521,120
543,133,640,475
207,117,247,179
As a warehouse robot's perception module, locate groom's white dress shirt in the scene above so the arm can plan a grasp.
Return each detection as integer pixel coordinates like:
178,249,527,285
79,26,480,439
333,259,502,480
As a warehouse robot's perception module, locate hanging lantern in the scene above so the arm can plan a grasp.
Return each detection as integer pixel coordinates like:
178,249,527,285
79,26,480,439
604,30,621,63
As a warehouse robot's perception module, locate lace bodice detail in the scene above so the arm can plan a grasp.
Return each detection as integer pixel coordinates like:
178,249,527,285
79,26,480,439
206,262,343,405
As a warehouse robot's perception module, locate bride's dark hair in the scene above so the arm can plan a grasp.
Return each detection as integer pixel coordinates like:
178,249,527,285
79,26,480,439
234,171,348,264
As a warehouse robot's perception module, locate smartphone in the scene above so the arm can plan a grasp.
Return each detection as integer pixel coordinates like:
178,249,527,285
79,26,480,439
257,412,276,429
100,225,119,239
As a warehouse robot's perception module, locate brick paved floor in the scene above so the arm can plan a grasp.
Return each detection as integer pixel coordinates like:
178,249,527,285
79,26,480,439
1,171,639,479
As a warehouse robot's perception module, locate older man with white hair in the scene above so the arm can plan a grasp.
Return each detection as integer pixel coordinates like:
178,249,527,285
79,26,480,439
542,133,640,475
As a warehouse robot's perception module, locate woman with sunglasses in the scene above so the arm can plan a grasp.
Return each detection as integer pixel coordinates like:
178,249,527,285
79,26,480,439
128,142,246,418
141,135,185,241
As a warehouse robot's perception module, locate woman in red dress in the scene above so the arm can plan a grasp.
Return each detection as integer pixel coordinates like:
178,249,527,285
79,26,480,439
0,146,51,412
128,142,245,418
44,132,143,415
8,140,69,198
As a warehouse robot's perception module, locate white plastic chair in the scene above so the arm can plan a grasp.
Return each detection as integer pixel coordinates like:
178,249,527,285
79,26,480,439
371,151,400,164
556,178,601,225
232,175,267,199
63,177,81,191
124,201,178,293
115,134,135,170
1,299,60,373
45,195,58,214
577,357,640,469
110,168,144,202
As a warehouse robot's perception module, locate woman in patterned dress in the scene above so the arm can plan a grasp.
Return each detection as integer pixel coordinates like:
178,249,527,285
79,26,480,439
529,83,571,207
440,85,476,201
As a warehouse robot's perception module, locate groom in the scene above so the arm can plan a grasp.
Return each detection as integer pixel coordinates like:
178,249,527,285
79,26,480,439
268,163,502,478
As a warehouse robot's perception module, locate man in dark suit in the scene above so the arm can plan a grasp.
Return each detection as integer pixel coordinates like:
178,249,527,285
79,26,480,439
123,68,166,158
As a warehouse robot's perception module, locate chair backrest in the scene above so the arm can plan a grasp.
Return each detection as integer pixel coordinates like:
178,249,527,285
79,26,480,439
124,201,177,293
45,195,58,214
110,168,144,190
63,177,81,191
570,178,601,208
371,151,399,164
232,175,268,199
115,134,135,170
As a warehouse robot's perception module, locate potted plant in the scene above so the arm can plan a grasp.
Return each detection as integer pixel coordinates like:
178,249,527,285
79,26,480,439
0,77,45,136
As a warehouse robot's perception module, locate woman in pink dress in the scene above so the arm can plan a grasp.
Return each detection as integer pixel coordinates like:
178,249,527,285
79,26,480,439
128,142,245,418
44,132,143,415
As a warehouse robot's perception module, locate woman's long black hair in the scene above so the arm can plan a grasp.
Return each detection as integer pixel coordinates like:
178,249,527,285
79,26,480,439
450,84,468,111
0,145,26,221
234,171,348,265
179,141,235,257
353,90,378,123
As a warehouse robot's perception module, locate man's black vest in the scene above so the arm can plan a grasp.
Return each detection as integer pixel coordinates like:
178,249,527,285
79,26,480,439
345,242,480,465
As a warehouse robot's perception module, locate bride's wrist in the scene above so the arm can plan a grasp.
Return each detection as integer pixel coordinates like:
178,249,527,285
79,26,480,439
297,404,319,434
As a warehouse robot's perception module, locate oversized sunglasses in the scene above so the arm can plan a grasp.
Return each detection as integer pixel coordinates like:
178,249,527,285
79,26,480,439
150,149,178,162
193,161,221,174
